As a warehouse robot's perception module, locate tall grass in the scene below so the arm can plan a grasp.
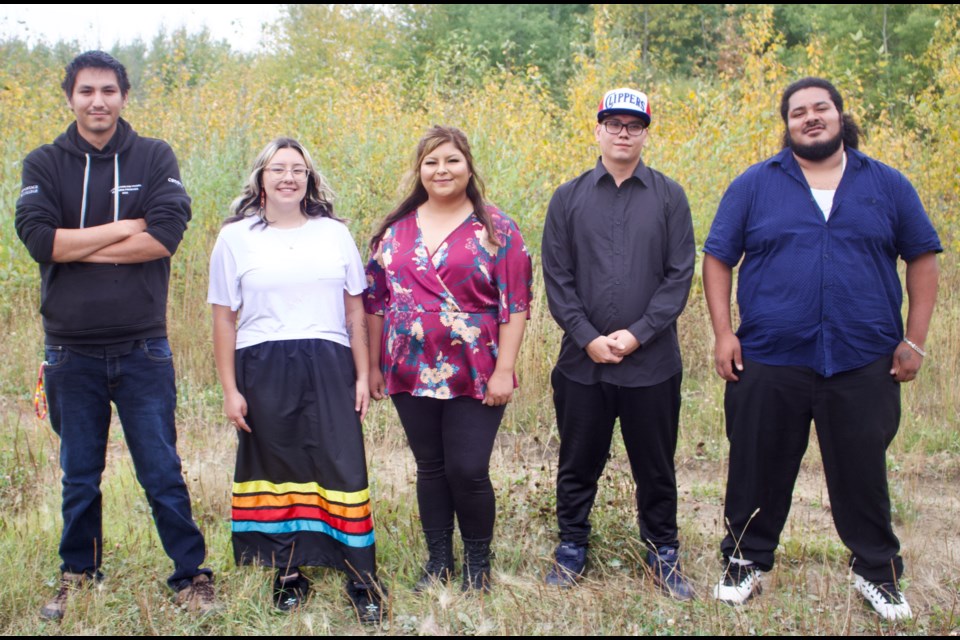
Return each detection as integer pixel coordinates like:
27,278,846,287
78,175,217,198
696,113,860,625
1,7,958,635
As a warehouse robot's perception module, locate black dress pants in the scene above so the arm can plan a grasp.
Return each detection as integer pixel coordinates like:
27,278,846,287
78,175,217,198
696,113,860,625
552,368,682,549
720,357,904,582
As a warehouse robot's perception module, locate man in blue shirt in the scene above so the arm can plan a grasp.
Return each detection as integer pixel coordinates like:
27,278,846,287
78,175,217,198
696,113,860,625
703,77,941,621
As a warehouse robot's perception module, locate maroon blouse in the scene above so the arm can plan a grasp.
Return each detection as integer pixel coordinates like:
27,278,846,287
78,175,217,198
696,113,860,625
364,206,533,400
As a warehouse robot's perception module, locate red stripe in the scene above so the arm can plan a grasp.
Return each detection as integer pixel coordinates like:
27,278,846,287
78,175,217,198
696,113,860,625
233,505,373,534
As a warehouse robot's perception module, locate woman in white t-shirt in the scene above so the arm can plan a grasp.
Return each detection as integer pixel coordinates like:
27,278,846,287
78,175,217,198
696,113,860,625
208,138,383,623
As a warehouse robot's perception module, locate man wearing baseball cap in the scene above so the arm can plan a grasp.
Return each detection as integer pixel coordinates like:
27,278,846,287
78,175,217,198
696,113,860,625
541,88,696,599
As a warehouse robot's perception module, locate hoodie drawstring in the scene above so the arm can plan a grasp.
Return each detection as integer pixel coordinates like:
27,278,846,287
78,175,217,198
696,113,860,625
113,153,120,221
79,153,121,226
79,154,91,228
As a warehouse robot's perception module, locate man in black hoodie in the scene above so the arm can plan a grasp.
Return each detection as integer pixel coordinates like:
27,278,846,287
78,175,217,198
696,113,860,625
15,51,215,620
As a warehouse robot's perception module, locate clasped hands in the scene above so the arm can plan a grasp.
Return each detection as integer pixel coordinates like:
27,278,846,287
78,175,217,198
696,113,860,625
586,330,640,364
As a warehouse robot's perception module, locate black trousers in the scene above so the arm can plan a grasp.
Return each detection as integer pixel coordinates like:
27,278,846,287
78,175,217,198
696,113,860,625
552,368,682,548
720,357,903,582
391,393,506,540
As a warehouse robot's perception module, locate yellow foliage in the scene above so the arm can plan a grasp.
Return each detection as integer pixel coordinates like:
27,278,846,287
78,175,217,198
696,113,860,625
0,4,957,447
1,5,957,263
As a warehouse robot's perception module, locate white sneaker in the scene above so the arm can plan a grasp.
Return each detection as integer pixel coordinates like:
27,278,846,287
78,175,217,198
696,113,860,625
712,560,762,605
854,574,912,621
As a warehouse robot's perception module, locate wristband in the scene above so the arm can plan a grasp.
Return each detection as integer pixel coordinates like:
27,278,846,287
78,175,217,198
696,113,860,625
903,338,926,358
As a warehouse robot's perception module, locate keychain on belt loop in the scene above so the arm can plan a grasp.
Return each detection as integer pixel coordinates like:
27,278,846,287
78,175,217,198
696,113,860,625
34,361,48,420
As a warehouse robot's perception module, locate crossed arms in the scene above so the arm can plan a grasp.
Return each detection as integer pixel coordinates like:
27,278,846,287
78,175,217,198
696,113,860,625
52,219,170,263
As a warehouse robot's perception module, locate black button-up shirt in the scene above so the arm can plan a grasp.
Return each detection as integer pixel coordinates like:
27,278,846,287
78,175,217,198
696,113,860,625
542,158,695,387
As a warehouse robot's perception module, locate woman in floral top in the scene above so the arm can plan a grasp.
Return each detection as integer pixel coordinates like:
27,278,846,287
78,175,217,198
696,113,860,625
365,126,532,592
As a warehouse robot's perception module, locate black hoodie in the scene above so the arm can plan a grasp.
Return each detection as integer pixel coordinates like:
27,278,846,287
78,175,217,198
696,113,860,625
15,118,191,344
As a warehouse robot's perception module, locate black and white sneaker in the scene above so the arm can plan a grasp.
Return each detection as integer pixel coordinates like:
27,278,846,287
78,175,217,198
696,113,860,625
854,574,912,621
712,559,762,605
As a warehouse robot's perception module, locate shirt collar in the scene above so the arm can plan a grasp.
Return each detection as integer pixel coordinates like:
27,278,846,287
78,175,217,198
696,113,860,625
771,145,868,182
591,157,650,187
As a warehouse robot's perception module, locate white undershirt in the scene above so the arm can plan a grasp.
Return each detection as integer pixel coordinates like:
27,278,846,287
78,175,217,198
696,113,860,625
811,187,836,221
207,215,366,349
810,151,847,221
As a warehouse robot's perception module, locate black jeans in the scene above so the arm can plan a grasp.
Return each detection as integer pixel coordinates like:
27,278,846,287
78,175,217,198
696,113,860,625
720,357,903,582
552,368,682,549
391,393,506,540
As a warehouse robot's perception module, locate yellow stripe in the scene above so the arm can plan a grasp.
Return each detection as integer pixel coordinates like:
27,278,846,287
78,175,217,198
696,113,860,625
233,480,369,505
232,493,370,518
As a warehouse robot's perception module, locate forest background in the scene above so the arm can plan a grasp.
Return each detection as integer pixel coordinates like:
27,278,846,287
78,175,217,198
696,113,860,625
0,3,958,635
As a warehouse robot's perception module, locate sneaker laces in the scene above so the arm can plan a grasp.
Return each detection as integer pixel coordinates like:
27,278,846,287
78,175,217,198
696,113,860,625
724,561,757,585
652,547,681,571
860,578,904,604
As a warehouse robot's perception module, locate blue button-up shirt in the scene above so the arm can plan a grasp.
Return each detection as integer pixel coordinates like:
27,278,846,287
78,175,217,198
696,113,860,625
704,147,942,377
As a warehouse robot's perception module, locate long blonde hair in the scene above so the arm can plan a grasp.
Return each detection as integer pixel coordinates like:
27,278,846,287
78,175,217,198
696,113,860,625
226,137,340,226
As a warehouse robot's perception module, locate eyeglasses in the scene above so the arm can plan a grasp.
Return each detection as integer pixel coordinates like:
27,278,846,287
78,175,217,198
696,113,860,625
265,165,309,181
602,120,647,136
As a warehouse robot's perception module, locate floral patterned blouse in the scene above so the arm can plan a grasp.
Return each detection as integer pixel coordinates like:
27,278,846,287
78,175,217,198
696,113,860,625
364,206,533,400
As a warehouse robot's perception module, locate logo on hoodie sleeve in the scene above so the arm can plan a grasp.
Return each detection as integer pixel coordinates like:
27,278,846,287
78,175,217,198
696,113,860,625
20,184,39,199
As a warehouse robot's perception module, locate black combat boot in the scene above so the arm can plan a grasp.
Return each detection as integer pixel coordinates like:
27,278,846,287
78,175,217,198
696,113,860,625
414,529,455,592
461,537,492,593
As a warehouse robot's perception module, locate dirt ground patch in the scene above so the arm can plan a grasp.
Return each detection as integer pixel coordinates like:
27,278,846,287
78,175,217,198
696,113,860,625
487,429,960,620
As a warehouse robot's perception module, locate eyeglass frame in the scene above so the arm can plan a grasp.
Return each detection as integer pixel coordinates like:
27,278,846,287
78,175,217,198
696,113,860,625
600,119,648,136
264,164,310,181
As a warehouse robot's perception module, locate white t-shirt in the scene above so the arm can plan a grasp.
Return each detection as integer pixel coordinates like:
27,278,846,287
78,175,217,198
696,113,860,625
207,215,366,349
811,188,836,221
810,151,846,221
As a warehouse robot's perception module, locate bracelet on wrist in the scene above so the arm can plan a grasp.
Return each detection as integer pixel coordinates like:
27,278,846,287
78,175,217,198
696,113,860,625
903,338,927,358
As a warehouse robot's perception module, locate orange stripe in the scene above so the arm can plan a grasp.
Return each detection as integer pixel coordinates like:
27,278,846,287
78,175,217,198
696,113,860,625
232,505,373,534
232,492,370,518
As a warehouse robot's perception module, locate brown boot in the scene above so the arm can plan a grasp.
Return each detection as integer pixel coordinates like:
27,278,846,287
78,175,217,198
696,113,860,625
174,573,218,615
39,571,86,621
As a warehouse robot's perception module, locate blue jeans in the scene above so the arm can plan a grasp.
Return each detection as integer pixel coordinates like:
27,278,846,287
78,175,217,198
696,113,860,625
44,338,210,589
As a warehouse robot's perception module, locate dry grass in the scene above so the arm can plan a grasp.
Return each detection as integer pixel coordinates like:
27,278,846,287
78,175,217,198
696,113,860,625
0,236,957,637
1,8,958,633
1,390,958,635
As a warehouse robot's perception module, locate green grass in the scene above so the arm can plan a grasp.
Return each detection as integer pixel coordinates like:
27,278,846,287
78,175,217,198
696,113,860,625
2,19,959,632
1,257,958,634
1,249,957,636
0,389,958,635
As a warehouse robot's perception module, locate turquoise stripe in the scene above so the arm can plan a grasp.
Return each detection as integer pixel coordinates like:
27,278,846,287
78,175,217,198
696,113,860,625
232,519,375,548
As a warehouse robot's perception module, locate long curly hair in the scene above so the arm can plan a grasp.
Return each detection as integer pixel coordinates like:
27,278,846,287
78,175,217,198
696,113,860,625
225,137,339,227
